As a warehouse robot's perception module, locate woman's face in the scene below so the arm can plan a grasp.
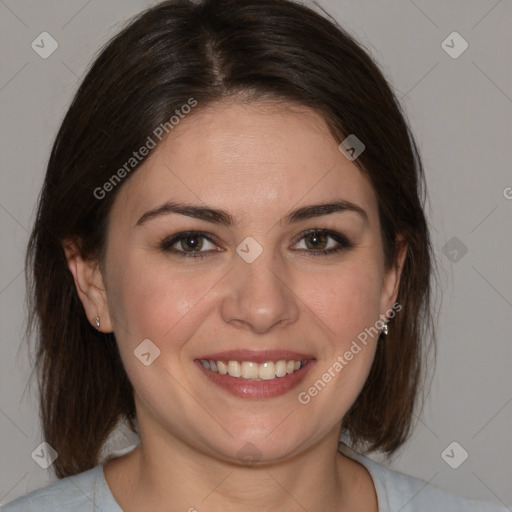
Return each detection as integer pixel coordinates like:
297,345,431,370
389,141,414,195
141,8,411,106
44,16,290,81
93,100,404,463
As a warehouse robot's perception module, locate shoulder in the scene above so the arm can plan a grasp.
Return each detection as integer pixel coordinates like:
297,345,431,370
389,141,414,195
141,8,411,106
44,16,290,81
0,465,122,512
339,444,508,512
373,465,506,512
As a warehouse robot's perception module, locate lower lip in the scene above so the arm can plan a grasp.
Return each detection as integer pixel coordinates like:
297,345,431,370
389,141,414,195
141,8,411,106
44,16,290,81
194,360,316,399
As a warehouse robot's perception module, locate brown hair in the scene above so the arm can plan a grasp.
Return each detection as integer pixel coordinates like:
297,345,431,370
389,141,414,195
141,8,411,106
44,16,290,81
26,0,437,478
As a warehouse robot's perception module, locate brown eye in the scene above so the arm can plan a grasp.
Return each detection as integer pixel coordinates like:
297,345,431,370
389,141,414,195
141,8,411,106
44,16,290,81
304,231,329,250
179,235,204,252
161,231,220,258
292,229,352,255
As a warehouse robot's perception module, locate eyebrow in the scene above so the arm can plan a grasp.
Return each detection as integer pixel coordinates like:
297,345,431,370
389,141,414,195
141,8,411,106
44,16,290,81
135,199,368,227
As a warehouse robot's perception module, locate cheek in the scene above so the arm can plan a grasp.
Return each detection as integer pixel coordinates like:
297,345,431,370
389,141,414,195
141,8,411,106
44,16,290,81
296,257,383,344
292,260,383,423
107,256,211,345
104,257,214,408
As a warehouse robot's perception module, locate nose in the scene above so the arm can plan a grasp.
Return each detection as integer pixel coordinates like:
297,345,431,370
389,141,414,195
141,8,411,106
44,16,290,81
220,247,300,334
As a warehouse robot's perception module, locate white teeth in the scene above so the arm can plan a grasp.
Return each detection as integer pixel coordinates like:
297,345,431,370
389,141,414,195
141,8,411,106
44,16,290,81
259,361,276,380
241,361,259,379
227,360,242,377
275,360,287,377
199,359,307,380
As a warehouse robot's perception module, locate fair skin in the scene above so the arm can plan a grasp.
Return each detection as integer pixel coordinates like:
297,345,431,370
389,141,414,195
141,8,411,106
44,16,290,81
65,99,406,512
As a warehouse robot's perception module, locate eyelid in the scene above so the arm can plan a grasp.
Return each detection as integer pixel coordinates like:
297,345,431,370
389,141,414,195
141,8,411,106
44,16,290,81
290,228,352,252
160,228,352,257
160,230,222,254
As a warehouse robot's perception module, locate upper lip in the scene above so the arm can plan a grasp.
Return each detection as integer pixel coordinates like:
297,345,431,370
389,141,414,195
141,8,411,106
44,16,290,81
195,349,315,364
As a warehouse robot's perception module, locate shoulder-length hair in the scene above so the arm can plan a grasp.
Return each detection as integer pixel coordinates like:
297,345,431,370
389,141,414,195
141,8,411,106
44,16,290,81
26,0,437,478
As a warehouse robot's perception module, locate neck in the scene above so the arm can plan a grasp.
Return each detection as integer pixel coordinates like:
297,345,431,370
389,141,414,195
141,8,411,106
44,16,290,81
104,425,367,512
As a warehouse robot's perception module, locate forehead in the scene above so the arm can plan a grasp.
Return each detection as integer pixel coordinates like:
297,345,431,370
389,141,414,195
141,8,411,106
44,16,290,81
111,100,378,227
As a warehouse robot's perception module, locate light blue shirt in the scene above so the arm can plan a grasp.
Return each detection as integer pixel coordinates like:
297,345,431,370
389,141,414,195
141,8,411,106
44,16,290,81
1,444,507,511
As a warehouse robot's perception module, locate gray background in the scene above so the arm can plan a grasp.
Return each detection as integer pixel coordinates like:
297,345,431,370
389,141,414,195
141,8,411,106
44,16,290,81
1,0,511,507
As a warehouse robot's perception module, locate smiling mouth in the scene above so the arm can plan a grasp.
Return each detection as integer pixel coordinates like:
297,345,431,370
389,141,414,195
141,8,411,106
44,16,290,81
194,350,316,399
198,359,308,381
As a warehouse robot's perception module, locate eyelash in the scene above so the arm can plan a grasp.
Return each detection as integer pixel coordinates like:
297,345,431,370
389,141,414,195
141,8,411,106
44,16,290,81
160,229,353,259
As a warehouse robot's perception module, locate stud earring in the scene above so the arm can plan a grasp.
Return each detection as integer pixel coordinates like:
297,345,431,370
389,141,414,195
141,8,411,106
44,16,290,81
94,316,100,329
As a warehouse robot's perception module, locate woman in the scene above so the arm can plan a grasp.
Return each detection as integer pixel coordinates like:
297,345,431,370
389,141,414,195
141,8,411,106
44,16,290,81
2,0,506,510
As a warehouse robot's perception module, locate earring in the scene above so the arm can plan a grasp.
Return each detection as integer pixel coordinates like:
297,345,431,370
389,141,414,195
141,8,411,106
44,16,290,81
94,316,100,329
382,321,389,336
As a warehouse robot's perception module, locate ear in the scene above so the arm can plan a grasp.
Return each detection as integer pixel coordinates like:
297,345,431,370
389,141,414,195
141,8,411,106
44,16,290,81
62,240,113,332
380,233,407,315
